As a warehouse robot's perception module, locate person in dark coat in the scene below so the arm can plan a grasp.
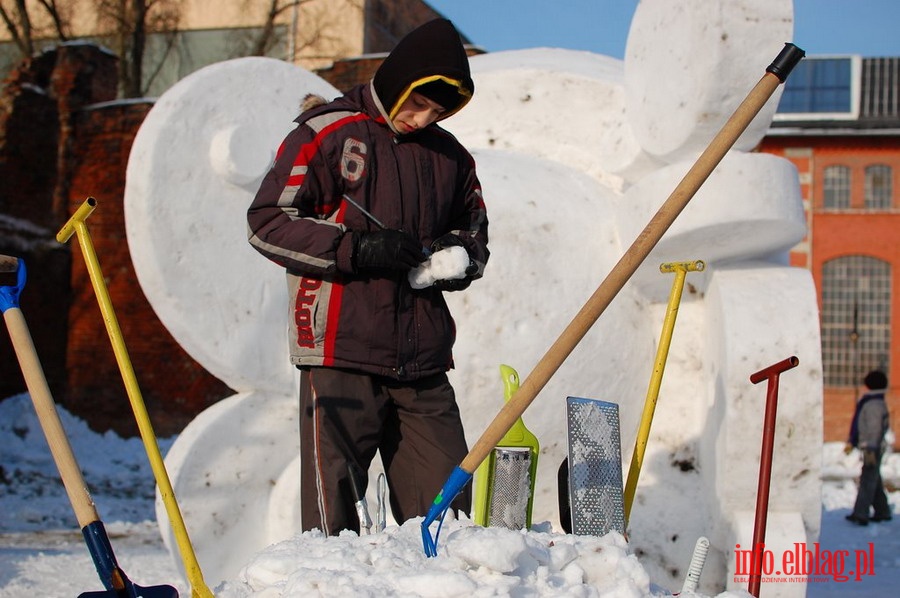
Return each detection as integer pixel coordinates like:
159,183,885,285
844,370,893,525
247,18,488,535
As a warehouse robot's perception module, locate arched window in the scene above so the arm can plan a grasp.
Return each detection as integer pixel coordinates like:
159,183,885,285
865,164,893,210
823,165,851,210
821,256,891,387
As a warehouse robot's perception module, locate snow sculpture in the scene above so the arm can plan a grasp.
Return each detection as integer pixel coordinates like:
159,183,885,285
123,1,821,595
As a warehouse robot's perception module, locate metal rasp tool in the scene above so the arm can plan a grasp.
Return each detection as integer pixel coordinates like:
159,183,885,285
565,396,625,537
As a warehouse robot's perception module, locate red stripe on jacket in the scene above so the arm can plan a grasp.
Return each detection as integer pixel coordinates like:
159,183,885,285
321,201,349,366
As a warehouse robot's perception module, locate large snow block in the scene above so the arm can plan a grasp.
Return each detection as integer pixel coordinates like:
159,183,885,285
700,264,823,588
624,0,793,162
442,150,655,527
156,390,300,588
617,152,805,297
125,57,338,393
447,48,638,190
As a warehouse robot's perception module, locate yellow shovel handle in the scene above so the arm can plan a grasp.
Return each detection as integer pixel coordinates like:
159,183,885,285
623,260,704,524
58,198,213,598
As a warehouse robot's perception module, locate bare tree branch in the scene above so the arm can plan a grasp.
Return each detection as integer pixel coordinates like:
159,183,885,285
13,0,33,53
0,0,76,57
35,0,69,40
249,0,317,58
139,23,177,92
0,5,30,56
0,0,34,55
127,0,147,97
94,0,181,97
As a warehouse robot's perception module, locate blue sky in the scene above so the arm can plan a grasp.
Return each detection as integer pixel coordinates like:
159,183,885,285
425,0,900,59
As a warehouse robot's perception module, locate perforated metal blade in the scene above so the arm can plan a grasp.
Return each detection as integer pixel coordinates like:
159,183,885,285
486,447,532,529
565,396,625,537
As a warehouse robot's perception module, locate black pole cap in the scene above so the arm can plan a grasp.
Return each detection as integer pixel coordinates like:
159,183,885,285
766,43,806,82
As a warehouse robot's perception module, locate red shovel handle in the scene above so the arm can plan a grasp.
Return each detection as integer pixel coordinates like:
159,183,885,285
750,355,799,383
747,355,799,597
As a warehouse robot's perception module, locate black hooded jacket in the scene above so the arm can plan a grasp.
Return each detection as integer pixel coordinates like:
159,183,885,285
247,19,489,380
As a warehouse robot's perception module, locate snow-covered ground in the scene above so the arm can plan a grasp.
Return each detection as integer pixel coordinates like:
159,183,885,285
1,392,897,597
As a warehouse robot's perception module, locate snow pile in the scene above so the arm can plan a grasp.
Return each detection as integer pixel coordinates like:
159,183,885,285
214,514,780,598
820,442,900,512
216,519,667,598
0,393,171,531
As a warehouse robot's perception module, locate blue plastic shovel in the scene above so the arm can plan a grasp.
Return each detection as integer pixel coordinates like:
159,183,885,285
1,256,178,598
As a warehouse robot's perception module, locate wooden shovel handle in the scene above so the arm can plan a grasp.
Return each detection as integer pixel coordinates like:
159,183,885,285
3,308,100,527
461,68,788,475
0,254,18,272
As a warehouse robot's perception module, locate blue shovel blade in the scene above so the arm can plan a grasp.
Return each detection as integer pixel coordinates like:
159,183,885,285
78,582,179,598
421,466,472,557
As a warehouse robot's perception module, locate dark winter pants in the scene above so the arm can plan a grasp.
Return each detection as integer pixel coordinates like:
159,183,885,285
851,449,891,521
298,367,471,536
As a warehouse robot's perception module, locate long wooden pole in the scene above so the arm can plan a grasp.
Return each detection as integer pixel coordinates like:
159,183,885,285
2,256,178,596
460,44,805,477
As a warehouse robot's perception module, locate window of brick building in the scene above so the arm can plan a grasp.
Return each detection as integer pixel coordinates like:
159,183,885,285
821,256,891,387
865,164,893,210
775,56,860,120
823,165,851,210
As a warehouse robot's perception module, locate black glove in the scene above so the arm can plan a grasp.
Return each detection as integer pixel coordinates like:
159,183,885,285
433,277,473,292
431,233,464,253
429,234,478,292
355,230,427,271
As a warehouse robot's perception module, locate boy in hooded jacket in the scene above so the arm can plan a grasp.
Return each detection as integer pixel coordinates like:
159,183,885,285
844,370,892,525
247,19,488,535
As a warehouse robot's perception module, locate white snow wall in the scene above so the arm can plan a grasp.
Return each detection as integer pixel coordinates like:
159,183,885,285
123,1,822,595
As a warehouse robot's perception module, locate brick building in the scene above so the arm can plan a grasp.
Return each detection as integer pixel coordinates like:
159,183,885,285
0,45,232,436
0,0,463,97
759,56,900,445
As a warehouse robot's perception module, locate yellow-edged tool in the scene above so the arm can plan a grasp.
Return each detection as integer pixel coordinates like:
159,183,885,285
473,364,540,530
57,198,213,598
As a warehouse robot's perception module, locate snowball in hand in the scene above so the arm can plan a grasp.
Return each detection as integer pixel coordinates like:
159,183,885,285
408,245,470,289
